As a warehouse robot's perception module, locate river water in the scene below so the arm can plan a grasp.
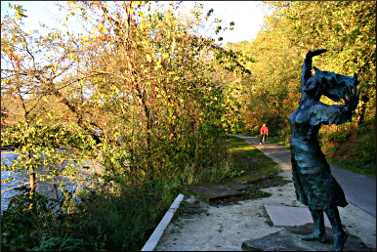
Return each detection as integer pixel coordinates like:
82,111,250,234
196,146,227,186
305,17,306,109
1,152,98,213
1,152,28,212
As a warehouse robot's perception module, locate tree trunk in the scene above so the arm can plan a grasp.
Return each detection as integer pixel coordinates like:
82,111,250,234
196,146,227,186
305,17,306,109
357,95,369,126
135,83,154,179
29,171,36,194
28,170,36,209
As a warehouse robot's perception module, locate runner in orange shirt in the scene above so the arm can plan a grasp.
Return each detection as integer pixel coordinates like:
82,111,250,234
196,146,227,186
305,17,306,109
259,123,269,144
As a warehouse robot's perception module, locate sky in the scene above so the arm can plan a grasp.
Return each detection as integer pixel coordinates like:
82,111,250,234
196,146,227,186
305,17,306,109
1,1,273,43
182,1,273,42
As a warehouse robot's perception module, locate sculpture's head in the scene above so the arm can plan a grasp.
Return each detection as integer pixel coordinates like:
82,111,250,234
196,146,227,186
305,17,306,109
302,67,359,102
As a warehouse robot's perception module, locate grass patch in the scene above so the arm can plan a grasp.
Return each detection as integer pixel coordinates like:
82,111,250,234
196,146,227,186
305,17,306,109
193,136,281,184
328,158,376,177
322,121,376,177
183,136,288,205
225,136,281,184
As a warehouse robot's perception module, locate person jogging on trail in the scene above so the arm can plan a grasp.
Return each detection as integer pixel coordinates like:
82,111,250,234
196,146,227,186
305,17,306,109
259,123,269,144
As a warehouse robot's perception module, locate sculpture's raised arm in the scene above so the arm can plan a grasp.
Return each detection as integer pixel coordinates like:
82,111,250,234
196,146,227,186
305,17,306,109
301,49,327,85
310,103,352,126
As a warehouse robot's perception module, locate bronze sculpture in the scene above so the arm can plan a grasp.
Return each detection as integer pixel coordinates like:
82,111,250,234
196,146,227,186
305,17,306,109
289,49,359,251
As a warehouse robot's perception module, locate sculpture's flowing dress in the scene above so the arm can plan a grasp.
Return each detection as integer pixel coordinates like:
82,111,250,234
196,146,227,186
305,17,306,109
289,105,350,209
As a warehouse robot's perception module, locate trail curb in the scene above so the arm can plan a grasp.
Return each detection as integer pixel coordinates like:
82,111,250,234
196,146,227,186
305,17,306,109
141,193,185,251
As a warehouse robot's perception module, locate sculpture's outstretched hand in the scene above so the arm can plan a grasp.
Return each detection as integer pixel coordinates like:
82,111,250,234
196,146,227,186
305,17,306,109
306,49,327,59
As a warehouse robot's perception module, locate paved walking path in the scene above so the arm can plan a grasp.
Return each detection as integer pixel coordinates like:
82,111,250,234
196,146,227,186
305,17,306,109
235,135,376,217
156,135,376,251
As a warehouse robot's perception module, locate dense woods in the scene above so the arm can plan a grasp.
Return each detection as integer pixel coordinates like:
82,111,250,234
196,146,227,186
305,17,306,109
225,1,375,172
1,1,375,251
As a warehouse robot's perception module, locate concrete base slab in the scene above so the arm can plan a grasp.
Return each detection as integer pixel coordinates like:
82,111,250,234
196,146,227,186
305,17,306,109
242,224,372,251
264,205,331,227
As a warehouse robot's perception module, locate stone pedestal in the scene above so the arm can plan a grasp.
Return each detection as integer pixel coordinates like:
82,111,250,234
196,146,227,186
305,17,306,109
241,224,372,251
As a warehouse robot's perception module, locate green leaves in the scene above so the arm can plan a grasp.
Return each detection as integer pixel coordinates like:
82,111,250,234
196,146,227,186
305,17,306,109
1,121,95,189
14,4,28,19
